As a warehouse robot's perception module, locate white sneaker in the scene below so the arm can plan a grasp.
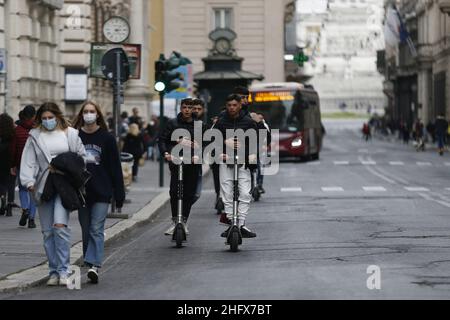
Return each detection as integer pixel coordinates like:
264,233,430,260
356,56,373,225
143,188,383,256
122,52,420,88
87,267,99,284
59,275,69,286
46,274,59,286
164,222,176,236
182,222,190,235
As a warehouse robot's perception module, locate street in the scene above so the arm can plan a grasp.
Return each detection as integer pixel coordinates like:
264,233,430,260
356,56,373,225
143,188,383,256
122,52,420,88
1,119,450,300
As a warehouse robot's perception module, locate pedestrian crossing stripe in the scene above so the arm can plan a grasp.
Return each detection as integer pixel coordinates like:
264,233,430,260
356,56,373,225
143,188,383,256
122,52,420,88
361,161,376,165
280,187,303,192
445,163,450,166
405,187,430,192
322,187,344,192
417,162,432,166
363,187,387,192
307,162,321,165
334,161,349,165
389,161,404,165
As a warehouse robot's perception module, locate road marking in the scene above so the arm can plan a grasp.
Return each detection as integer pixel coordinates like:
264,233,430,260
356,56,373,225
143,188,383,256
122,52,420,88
445,162,450,166
446,188,450,192
322,187,344,192
389,161,404,166
417,162,432,166
405,187,430,192
363,186,387,192
334,161,349,165
361,160,376,165
419,192,450,208
307,161,321,165
281,187,303,192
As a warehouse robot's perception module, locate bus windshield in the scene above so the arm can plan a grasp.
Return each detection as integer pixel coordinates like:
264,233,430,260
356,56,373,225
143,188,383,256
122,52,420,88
248,90,302,132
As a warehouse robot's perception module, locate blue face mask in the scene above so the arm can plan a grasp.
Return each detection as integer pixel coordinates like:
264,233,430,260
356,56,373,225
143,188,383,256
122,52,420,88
42,118,57,131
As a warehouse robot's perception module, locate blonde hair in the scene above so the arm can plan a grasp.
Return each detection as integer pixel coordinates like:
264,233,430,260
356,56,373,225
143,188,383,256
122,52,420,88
129,123,140,136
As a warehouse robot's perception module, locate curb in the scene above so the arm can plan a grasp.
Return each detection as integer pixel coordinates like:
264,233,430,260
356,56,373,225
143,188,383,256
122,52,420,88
0,164,210,294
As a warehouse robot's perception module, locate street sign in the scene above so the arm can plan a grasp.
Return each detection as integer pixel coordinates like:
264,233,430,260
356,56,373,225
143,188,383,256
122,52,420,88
0,49,6,74
165,65,193,99
65,68,88,102
101,48,130,82
90,43,141,79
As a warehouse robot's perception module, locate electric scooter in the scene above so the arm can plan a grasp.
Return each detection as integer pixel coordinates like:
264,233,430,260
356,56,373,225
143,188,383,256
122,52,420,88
226,154,243,252
173,157,187,248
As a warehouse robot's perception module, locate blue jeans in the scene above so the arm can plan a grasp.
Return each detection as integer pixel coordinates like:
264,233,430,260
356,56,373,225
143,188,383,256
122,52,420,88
78,203,109,268
437,134,445,149
38,195,71,277
19,184,36,219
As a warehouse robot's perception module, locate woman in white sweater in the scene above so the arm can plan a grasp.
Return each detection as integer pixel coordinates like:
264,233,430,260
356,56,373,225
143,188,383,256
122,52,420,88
20,103,85,287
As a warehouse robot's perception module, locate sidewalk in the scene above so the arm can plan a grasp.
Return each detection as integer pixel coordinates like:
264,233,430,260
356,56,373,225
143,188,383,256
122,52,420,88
0,159,172,292
373,132,448,153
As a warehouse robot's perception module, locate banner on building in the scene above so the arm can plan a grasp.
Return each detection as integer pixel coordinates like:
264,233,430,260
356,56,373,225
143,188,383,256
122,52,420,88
90,43,141,80
0,49,6,74
165,65,193,99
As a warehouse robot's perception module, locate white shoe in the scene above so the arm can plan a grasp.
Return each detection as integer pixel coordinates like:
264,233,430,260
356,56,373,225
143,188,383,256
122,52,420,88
182,222,190,235
87,267,99,284
59,275,69,286
46,275,59,286
164,222,176,236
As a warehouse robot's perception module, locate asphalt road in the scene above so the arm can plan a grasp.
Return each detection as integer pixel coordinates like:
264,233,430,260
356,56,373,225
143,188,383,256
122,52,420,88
2,119,450,300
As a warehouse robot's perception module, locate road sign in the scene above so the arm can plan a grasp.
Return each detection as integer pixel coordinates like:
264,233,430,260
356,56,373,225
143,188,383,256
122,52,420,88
90,43,141,79
101,48,130,82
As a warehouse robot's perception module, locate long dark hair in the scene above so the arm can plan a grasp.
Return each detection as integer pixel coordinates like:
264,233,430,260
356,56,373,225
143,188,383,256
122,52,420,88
36,102,70,131
0,113,15,141
72,101,108,131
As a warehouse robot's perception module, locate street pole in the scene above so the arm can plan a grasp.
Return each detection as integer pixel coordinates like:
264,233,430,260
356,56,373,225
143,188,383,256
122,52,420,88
159,91,165,187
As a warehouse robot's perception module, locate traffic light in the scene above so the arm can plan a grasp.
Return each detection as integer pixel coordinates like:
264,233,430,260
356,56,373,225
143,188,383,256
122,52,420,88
154,52,192,94
294,50,309,67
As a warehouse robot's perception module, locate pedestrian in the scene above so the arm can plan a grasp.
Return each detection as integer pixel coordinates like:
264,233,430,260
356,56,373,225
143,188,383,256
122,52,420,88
128,107,143,129
216,94,258,239
20,102,86,287
11,105,37,227
191,98,207,204
414,119,425,151
362,122,371,141
435,114,449,156
122,123,146,182
0,113,15,217
143,115,158,161
73,101,125,284
159,98,202,236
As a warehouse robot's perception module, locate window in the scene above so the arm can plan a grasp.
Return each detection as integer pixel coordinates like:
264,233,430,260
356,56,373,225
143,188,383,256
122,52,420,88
213,8,233,29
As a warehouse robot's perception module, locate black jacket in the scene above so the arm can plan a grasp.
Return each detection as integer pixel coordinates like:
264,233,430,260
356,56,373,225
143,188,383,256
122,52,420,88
435,118,449,136
123,134,145,159
158,113,204,158
215,110,258,169
42,152,91,211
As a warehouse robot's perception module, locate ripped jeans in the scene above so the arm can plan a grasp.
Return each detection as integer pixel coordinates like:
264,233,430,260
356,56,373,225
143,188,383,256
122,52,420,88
38,195,71,277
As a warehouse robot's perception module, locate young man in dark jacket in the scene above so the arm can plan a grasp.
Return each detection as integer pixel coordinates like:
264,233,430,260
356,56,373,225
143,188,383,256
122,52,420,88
215,94,258,238
158,98,202,236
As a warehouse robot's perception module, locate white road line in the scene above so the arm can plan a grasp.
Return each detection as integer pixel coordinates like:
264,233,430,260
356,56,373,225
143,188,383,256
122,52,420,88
281,187,303,192
363,186,387,192
389,161,404,166
445,188,450,191
322,187,344,192
334,161,349,165
405,187,430,192
445,162,450,166
307,161,321,165
419,192,450,208
417,162,432,166
361,161,376,165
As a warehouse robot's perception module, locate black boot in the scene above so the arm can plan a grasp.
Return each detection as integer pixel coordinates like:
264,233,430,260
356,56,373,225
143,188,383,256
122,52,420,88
28,219,36,229
0,197,5,216
6,203,13,217
19,209,30,226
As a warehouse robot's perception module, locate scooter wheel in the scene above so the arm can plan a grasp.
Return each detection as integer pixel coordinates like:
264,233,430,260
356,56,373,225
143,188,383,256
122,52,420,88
230,230,240,252
174,224,185,248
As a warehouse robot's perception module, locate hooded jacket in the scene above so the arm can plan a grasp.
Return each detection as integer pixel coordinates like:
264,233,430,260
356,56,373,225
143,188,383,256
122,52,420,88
20,127,86,204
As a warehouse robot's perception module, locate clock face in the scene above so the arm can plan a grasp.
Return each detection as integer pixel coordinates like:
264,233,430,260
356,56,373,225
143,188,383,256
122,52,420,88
215,38,231,54
103,17,130,43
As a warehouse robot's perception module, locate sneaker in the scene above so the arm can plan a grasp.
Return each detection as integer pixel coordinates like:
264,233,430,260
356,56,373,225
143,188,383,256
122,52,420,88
28,219,36,229
46,274,59,286
258,186,266,194
19,210,29,227
221,226,231,238
87,267,99,284
164,222,176,236
220,213,231,226
59,275,69,286
240,226,257,238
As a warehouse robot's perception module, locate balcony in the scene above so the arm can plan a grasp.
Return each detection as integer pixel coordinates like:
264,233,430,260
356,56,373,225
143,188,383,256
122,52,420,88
439,0,450,15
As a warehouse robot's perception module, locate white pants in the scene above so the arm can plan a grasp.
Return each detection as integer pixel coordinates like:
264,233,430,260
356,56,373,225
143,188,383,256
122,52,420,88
219,164,252,224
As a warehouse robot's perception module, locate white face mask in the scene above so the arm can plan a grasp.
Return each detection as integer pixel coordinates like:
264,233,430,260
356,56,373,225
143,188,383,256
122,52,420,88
83,113,97,125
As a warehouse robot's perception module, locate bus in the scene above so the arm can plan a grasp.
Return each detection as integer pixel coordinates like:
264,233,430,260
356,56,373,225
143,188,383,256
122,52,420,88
248,82,323,160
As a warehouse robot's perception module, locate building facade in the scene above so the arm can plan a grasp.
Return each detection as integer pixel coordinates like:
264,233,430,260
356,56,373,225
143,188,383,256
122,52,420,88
381,0,450,127
163,0,286,84
0,0,65,116
298,0,385,113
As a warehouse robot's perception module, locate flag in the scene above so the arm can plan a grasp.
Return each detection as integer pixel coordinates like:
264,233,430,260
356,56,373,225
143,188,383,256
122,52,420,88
394,6,418,57
383,5,417,57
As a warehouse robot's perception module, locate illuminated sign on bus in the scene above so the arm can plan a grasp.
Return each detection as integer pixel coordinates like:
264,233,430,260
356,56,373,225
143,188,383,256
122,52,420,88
249,91,295,103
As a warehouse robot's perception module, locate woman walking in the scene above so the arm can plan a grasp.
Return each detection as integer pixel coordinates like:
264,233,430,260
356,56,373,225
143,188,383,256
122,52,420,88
122,123,145,182
0,113,15,217
20,103,86,286
73,101,125,284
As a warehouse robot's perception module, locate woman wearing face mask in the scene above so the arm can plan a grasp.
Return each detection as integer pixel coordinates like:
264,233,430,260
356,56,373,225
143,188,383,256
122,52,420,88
73,101,125,284
20,103,86,287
